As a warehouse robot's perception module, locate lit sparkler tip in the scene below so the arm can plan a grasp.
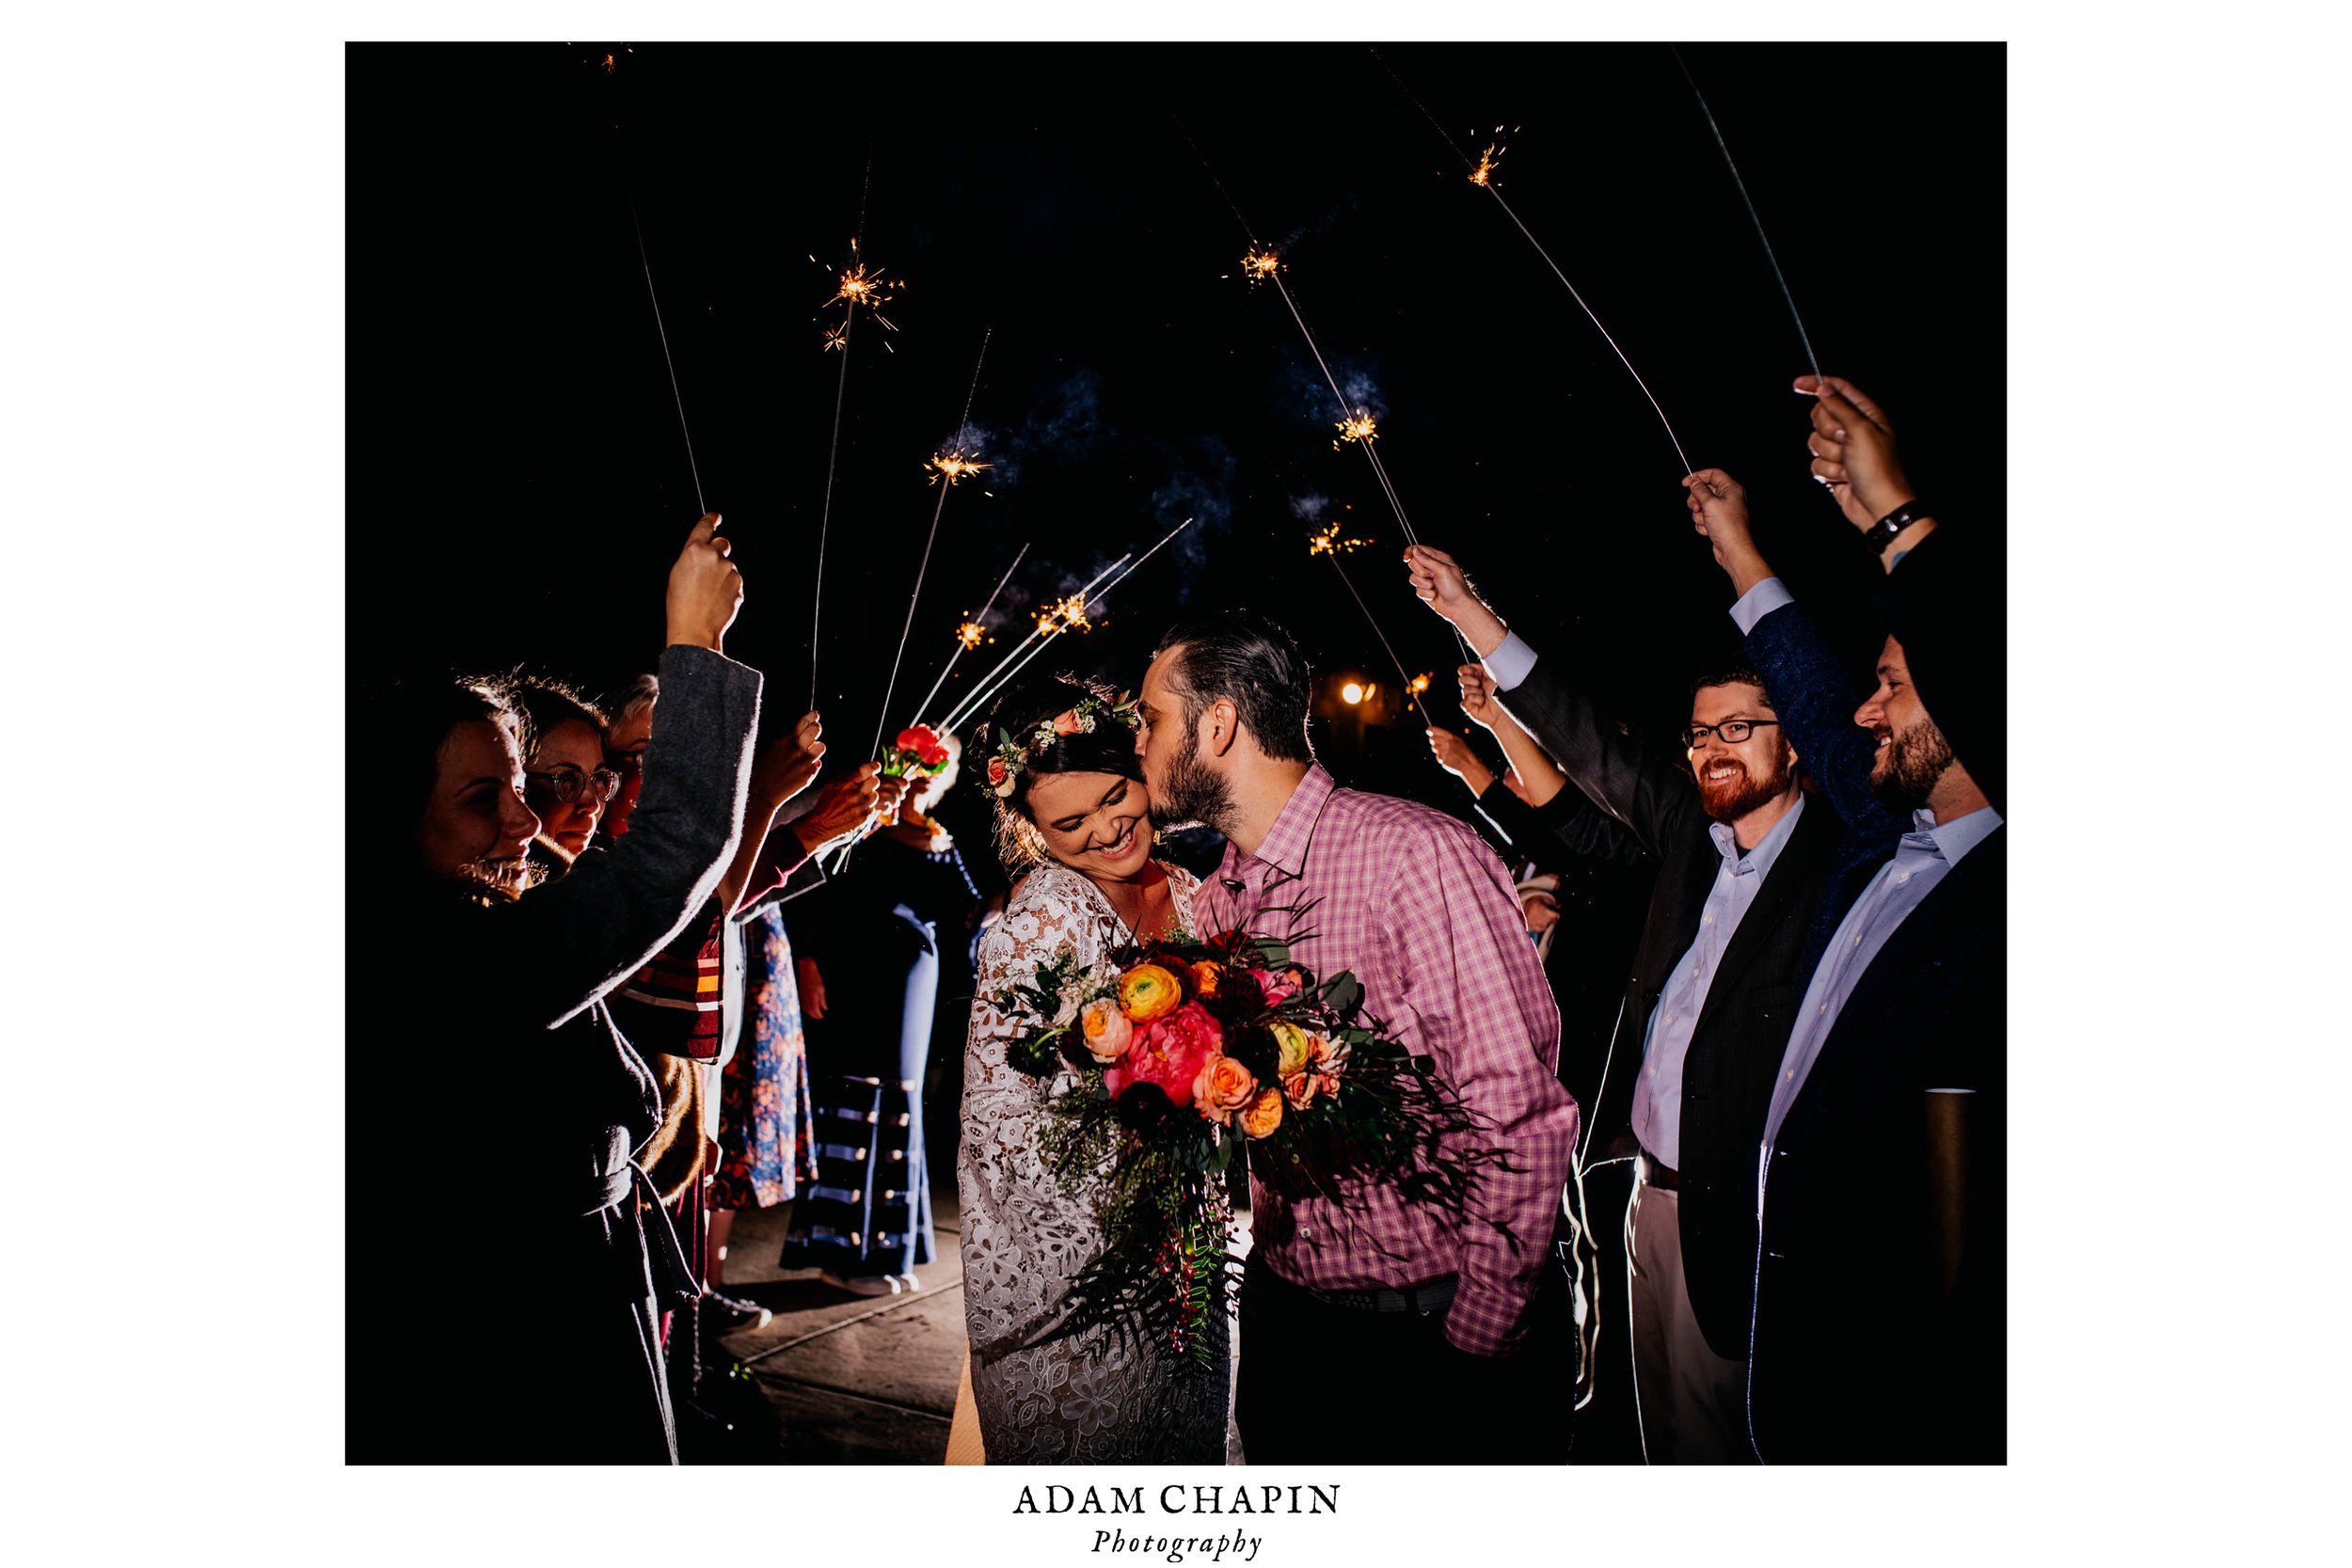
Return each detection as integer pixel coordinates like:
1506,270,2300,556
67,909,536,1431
1033,593,1094,636
1409,673,1433,694
1307,519,1373,557
926,448,991,486
1469,142,1504,187
1333,409,1379,448
956,620,987,649
1240,247,1282,282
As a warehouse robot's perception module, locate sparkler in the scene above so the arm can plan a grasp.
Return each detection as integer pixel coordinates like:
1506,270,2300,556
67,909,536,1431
1234,244,1422,546
926,449,989,486
945,515,1199,739
1468,142,1502,187
1669,45,1822,387
624,191,706,517
866,330,990,773
1308,518,1372,556
809,230,903,711
1373,55,1694,476
909,541,1029,745
937,553,1133,736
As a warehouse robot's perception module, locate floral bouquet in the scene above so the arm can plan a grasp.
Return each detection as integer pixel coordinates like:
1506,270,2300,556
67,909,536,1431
883,723,954,778
989,923,1500,1368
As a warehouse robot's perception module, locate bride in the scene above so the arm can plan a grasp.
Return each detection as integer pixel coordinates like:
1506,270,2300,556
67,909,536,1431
955,673,1232,1464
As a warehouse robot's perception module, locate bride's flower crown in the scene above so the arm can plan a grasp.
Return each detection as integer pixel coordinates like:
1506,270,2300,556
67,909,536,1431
983,692,1142,799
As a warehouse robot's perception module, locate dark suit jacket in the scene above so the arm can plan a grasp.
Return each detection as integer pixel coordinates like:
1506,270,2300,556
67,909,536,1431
1741,595,2005,1464
1496,655,1849,1357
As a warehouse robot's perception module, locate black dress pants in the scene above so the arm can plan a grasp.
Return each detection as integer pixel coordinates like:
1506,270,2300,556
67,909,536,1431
1235,1250,1574,1465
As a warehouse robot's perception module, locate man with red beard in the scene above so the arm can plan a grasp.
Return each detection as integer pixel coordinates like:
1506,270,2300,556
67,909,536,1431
1406,545,1869,1464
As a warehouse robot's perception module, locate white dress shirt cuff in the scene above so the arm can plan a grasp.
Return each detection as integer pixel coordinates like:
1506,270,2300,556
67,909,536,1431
1729,576,1796,637
1482,630,1540,693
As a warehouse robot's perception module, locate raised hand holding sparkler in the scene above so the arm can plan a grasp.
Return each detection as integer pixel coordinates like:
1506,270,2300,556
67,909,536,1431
1402,544,1512,662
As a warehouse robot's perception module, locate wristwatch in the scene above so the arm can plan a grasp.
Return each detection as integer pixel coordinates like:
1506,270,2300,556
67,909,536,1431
1865,499,1930,555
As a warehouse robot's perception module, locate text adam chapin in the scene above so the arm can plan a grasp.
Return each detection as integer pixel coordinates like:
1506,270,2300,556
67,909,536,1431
1012,1484,1341,1563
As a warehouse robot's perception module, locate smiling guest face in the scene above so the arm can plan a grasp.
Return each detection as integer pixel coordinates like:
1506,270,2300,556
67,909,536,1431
1024,769,1154,880
418,720,541,879
1685,679,1797,825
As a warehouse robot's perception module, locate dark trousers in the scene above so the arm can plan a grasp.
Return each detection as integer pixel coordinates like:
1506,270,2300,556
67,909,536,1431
1235,1251,1573,1465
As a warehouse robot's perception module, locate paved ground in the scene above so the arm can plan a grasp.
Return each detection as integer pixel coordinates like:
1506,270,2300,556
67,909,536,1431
692,1184,971,1464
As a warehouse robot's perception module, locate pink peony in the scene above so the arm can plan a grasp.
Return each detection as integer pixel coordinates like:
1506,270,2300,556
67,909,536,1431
1112,1001,1223,1109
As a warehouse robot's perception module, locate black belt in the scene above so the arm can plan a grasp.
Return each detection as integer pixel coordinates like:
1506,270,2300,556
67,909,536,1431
1305,1275,1459,1316
1636,1150,1679,1191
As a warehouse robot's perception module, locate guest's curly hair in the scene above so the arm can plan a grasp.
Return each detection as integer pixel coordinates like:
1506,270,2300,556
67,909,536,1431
967,672,1145,874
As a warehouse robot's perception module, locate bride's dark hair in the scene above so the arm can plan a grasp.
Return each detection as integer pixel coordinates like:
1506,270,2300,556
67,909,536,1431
968,671,1145,873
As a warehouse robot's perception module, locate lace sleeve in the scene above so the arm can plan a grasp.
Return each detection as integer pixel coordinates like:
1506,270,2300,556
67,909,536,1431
957,864,1113,1359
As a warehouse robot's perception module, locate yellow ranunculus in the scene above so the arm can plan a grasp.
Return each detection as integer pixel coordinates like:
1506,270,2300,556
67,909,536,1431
1268,1020,1316,1077
1118,963,1183,1022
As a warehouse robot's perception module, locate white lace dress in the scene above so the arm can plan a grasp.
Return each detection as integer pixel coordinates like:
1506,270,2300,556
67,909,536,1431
957,859,1232,1464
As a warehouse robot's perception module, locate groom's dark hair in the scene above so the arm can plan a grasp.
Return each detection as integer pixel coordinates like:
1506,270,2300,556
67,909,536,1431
1152,609,1315,764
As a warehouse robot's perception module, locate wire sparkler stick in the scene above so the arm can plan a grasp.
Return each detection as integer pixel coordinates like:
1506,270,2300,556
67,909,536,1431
1668,44,1822,387
808,223,904,712
1370,52,1695,477
937,554,1132,736
625,191,706,516
911,541,1029,729
950,515,1199,735
866,330,993,764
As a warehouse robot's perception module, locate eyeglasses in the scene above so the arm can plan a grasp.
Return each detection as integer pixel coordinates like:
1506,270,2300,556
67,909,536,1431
1680,718,1780,750
526,767,623,807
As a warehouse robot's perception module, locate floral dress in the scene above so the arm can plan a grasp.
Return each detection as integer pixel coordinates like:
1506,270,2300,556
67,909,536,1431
709,903,818,1211
958,859,1232,1464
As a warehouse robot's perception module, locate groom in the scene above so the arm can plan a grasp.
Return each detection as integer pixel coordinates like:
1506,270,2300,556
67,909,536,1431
1136,608,1580,1464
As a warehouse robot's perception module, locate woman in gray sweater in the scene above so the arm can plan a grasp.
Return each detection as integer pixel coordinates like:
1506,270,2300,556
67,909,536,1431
349,515,759,1464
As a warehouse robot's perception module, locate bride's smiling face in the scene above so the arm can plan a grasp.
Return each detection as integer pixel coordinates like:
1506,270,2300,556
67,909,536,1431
1025,769,1153,879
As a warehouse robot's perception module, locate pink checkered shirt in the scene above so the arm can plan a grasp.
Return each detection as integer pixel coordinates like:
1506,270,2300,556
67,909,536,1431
1197,765,1577,1356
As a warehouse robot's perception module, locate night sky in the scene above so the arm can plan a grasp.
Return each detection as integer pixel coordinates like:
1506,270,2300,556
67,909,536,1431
349,41,2003,819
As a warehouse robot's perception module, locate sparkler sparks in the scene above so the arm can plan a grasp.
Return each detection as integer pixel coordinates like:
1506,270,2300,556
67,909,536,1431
1035,594,1094,636
957,620,988,649
1409,673,1433,694
1333,409,1379,448
925,449,990,486
1240,247,1282,281
817,239,903,350
1308,519,1373,556
1469,142,1503,186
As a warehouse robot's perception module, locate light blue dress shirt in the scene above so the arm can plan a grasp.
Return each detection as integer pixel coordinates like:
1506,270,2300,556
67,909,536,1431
1482,629,1541,693
1757,803,2005,1165
1630,797,1808,1168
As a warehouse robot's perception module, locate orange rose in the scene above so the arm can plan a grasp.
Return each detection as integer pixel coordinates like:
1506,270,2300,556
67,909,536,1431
1238,1086,1284,1139
1281,1071,1317,1110
1193,1053,1259,1123
1190,959,1224,998
1118,963,1182,1022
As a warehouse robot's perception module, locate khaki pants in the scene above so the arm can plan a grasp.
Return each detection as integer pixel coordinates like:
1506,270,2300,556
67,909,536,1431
1628,1174,1753,1464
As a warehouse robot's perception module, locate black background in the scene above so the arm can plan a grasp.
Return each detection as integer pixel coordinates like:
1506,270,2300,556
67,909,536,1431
349,40,2002,813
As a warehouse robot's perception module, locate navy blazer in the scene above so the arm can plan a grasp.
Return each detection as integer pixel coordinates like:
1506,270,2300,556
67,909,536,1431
1740,594,2005,1464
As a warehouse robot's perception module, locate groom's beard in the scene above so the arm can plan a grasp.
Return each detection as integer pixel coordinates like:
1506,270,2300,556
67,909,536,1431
1147,725,1234,838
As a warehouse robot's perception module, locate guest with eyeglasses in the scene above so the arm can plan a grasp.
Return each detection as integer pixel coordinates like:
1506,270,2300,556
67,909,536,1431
1405,539,1858,1464
514,677,621,863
